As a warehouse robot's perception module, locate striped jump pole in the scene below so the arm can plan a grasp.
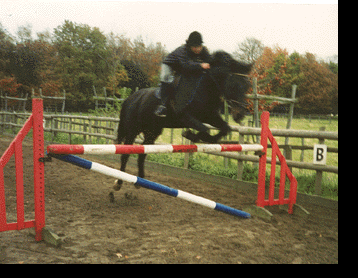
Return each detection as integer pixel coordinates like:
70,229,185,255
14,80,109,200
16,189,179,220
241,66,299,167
48,153,251,219
47,144,264,155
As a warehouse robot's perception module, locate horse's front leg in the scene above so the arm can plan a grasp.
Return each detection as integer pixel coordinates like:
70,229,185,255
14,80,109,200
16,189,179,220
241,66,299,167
138,153,147,179
113,133,137,191
180,112,214,143
212,123,231,142
206,113,232,142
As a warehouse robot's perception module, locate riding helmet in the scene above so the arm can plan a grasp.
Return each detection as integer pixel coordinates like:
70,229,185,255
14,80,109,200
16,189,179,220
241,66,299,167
186,31,203,47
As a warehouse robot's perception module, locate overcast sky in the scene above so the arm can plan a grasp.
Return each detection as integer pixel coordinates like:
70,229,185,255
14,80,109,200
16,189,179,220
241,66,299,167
0,0,338,59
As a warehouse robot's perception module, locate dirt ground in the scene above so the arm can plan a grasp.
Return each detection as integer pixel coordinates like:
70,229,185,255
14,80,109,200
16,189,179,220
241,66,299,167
0,137,338,264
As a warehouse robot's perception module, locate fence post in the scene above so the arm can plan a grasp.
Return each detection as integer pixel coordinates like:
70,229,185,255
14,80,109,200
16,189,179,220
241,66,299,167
253,77,259,144
315,126,326,195
284,84,297,158
68,117,72,144
237,133,245,180
183,137,191,169
83,120,88,143
257,111,270,208
61,90,66,114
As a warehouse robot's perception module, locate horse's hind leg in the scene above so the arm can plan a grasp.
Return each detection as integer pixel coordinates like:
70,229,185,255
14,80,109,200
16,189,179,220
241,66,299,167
110,133,138,202
113,133,137,191
137,130,162,180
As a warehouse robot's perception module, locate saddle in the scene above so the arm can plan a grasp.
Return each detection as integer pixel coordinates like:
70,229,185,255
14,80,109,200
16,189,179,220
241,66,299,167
155,75,202,115
154,76,179,100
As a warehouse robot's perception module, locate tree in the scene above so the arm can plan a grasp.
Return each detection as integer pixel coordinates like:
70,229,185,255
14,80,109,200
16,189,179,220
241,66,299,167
16,24,33,43
8,41,41,88
328,61,338,75
0,76,21,95
120,60,150,92
105,32,131,94
233,37,264,64
53,21,113,109
0,22,15,79
130,36,167,87
249,46,296,112
35,42,63,96
0,23,23,108
1,20,169,112
106,33,167,88
251,47,338,114
296,53,338,114
0,76,22,108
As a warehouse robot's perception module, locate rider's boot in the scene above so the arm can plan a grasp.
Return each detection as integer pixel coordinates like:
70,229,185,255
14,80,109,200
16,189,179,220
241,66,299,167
154,82,172,117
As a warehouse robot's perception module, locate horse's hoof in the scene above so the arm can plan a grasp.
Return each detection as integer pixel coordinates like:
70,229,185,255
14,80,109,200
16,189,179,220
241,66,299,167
109,192,115,203
113,179,122,191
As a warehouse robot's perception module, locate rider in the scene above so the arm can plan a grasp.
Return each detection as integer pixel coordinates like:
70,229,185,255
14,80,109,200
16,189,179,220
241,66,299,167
154,31,211,117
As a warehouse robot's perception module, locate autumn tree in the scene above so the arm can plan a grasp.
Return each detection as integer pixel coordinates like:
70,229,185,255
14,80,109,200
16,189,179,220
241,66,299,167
249,46,294,111
131,36,167,86
0,23,15,79
296,53,338,114
251,46,338,114
0,76,21,96
33,31,63,96
106,33,167,89
2,24,64,103
105,32,132,93
0,23,22,109
6,25,40,90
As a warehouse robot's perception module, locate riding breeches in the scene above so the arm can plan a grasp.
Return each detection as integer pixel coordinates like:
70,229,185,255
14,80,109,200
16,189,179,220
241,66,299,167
159,64,176,105
160,64,175,83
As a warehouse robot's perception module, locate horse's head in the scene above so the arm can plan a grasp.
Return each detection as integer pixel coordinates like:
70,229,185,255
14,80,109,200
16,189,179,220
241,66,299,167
210,51,253,123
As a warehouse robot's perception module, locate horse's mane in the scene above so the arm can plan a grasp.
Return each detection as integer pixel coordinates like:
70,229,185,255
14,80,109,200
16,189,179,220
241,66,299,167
211,51,253,75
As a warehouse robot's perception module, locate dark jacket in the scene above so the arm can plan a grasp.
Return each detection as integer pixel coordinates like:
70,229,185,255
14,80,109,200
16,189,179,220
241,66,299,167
163,45,211,76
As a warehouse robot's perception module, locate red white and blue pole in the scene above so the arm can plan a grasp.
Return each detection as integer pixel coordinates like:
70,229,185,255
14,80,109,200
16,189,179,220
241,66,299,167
47,144,263,155
49,153,251,219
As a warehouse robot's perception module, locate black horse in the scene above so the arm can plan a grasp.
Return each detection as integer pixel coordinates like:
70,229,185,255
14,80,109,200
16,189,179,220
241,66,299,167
114,51,252,190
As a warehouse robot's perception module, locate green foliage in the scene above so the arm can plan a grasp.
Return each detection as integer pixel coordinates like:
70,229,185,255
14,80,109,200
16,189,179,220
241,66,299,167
88,87,131,117
53,21,112,110
0,20,166,112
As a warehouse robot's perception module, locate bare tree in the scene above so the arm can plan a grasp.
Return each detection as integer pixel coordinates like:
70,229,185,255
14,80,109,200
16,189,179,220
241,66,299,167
233,37,264,63
17,24,33,43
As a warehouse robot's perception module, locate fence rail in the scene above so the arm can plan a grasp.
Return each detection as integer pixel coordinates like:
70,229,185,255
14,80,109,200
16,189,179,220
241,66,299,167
0,110,338,196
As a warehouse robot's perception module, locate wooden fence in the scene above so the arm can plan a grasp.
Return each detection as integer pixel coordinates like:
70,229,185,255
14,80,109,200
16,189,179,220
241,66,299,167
0,110,338,196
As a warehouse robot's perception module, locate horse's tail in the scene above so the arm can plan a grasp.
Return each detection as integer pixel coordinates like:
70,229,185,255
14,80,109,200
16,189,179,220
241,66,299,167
116,103,127,144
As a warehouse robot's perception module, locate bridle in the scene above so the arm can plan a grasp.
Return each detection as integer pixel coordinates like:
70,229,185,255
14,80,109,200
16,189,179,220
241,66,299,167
233,73,250,78
226,99,247,110
205,70,248,110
